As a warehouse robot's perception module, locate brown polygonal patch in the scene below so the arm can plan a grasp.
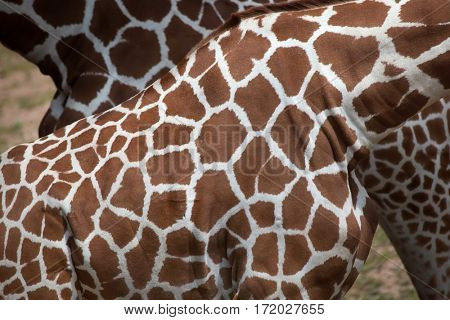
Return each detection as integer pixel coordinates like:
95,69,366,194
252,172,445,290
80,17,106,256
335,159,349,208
366,90,429,133
200,3,222,29
158,258,210,286
343,212,361,252
110,27,161,78
308,205,340,251
1,164,21,185
97,126,116,145
123,0,171,22
95,157,123,199
0,12,47,54
258,157,296,194
426,118,446,144
125,227,160,289
43,247,67,276
7,145,26,161
125,135,148,162
153,123,193,149
301,256,348,299
237,276,277,299
226,210,251,240
283,234,311,275
250,201,275,228
384,63,405,77
313,172,349,208
304,72,342,114
189,46,215,78
182,275,218,299
207,228,239,264
75,148,99,174
281,282,303,299
90,0,129,45
5,278,25,295
20,238,39,264
329,1,389,27
166,227,205,257
418,51,450,89
314,33,379,91
109,81,140,106
235,75,280,130
25,159,48,183
70,128,95,149
215,0,238,20
271,13,319,42
148,191,186,229
234,137,271,198
164,81,205,121
28,287,58,299
89,236,121,283
33,0,85,27
99,208,139,248
111,136,127,154
271,106,314,169
388,25,450,59
310,115,357,170
7,187,32,221
56,35,106,84
43,206,66,242
0,266,15,283
148,287,174,299
165,16,203,63
71,74,108,105
197,109,247,163
177,0,202,20
101,278,129,299
121,107,159,133
353,77,410,117
22,202,45,236
224,31,271,81
252,232,278,276
110,168,146,216
68,179,100,240
5,227,21,262
400,0,449,25
191,171,239,232
146,150,194,185
268,46,310,96
282,177,314,231
199,64,230,107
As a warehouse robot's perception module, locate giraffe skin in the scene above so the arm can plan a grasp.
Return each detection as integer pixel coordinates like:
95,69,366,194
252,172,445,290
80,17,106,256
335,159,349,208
356,98,450,299
0,0,284,137
0,0,448,299
0,0,449,299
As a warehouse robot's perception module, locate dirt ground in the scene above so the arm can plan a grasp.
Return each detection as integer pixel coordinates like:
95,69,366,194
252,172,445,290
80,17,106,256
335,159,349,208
0,44,418,299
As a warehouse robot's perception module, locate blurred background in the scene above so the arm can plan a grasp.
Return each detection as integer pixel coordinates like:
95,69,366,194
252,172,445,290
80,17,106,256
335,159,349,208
0,43,418,299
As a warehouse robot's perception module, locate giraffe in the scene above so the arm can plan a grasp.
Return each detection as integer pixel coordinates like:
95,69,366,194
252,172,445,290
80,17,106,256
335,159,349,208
0,0,284,137
1,0,449,299
356,98,450,299
0,0,448,299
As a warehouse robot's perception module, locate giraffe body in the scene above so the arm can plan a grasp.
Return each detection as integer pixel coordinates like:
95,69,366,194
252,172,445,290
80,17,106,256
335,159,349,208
1,0,449,299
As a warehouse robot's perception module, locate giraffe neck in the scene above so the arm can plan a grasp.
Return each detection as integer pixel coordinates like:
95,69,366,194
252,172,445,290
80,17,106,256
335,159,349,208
0,0,85,90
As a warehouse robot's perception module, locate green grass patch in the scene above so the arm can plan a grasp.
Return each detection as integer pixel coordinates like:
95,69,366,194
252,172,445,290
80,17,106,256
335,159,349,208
17,91,53,110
